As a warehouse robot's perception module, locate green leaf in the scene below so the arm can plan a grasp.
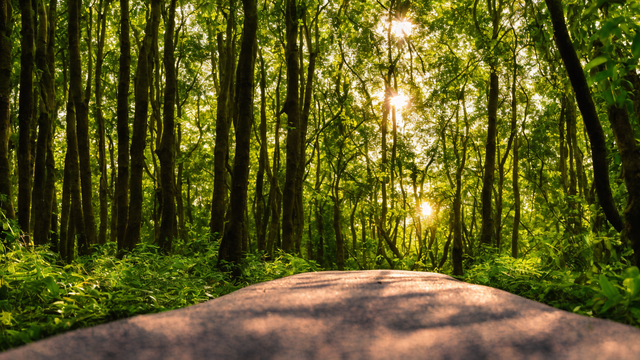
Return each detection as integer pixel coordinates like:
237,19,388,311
631,32,640,59
584,56,608,72
599,17,624,40
600,274,619,299
43,276,60,297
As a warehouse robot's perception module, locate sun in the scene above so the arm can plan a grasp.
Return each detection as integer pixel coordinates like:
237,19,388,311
421,203,432,217
389,94,409,109
391,19,412,38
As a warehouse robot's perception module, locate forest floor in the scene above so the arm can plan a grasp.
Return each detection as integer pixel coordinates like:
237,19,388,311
1,234,640,352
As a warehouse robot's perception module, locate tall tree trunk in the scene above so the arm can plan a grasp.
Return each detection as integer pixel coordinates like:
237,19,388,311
607,106,640,265
32,0,54,245
18,0,35,238
333,196,344,270
512,135,520,258
69,0,97,246
157,0,178,253
218,0,257,270
266,67,283,259
453,94,470,276
124,0,160,250
42,0,58,246
210,3,234,238
281,0,300,253
66,93,87,256
59,152,71,261
116,0,131,253
255,51,268,252
480,71,498,247
95,0,110,245
176,124,186,240
558,101,568,193
0,0,14,220
544,0,624,232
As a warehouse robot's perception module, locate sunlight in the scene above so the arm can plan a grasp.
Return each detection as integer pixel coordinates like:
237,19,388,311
390,94,409,109
421,203,432,217
391,19,412,38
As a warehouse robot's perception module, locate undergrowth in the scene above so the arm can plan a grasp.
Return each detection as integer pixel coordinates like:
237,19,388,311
462,250,640,327
0,233,319,351
4,227,640,353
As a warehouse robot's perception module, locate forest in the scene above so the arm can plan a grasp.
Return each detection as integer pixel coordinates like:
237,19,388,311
1,0,640,351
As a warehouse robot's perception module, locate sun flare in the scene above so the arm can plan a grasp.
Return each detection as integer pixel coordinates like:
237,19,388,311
391,19,412,37
390,94,409,109
421,203,432,217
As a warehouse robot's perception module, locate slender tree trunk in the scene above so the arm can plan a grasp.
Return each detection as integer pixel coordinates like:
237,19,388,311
544,0,624,232
512,135,520,258
266,67,283,258
210,3,234,238
116,0,131,253
316,201,324,265
18,0,35,238
42,0,57,246
95,0,110,245
0,0,14,220
124,0,160,250
65,93,87,256
281,0,300,253
453,95,469,276
176,124,186,240
157,0,177,253
333,196,344,270
558,101,568,193
350,199,358,254
256,51,268,252
59,152,71,261
480,71,498,247
607,106,640,265
218,0,257,271
69,0,97,246
32,0,54,245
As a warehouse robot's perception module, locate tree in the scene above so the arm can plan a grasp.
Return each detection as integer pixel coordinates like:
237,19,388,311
0,0,14,220
18,0,35,238
218,0,258,270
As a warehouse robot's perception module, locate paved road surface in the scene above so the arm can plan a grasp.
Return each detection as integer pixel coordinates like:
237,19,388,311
2,270,639,359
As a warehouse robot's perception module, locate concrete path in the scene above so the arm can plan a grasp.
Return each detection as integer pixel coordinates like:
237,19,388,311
2,270,640,359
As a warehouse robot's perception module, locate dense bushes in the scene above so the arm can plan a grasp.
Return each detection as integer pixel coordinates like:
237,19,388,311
0,232,319,351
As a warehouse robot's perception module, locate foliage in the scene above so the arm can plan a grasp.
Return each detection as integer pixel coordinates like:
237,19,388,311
0,232,319,351
462,248,640,327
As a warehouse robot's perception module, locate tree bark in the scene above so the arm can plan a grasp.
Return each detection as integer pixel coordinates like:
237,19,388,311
453,95,470,276
69,0,97,246
255,51,268,252
512,135,520,258
218,0,258,271
95,0,110,245
18,0,35,238
65,94,87,256
59,152,71,261
0,0,14,220
607,106,640,265
210,2,234,238
124,0,160,250
32,0,54,245
281,0,300,253
544,0,623,232
116,0,131,253
266,67,283,259
480,71,498,246
157,0,178,253
42,0,57,247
